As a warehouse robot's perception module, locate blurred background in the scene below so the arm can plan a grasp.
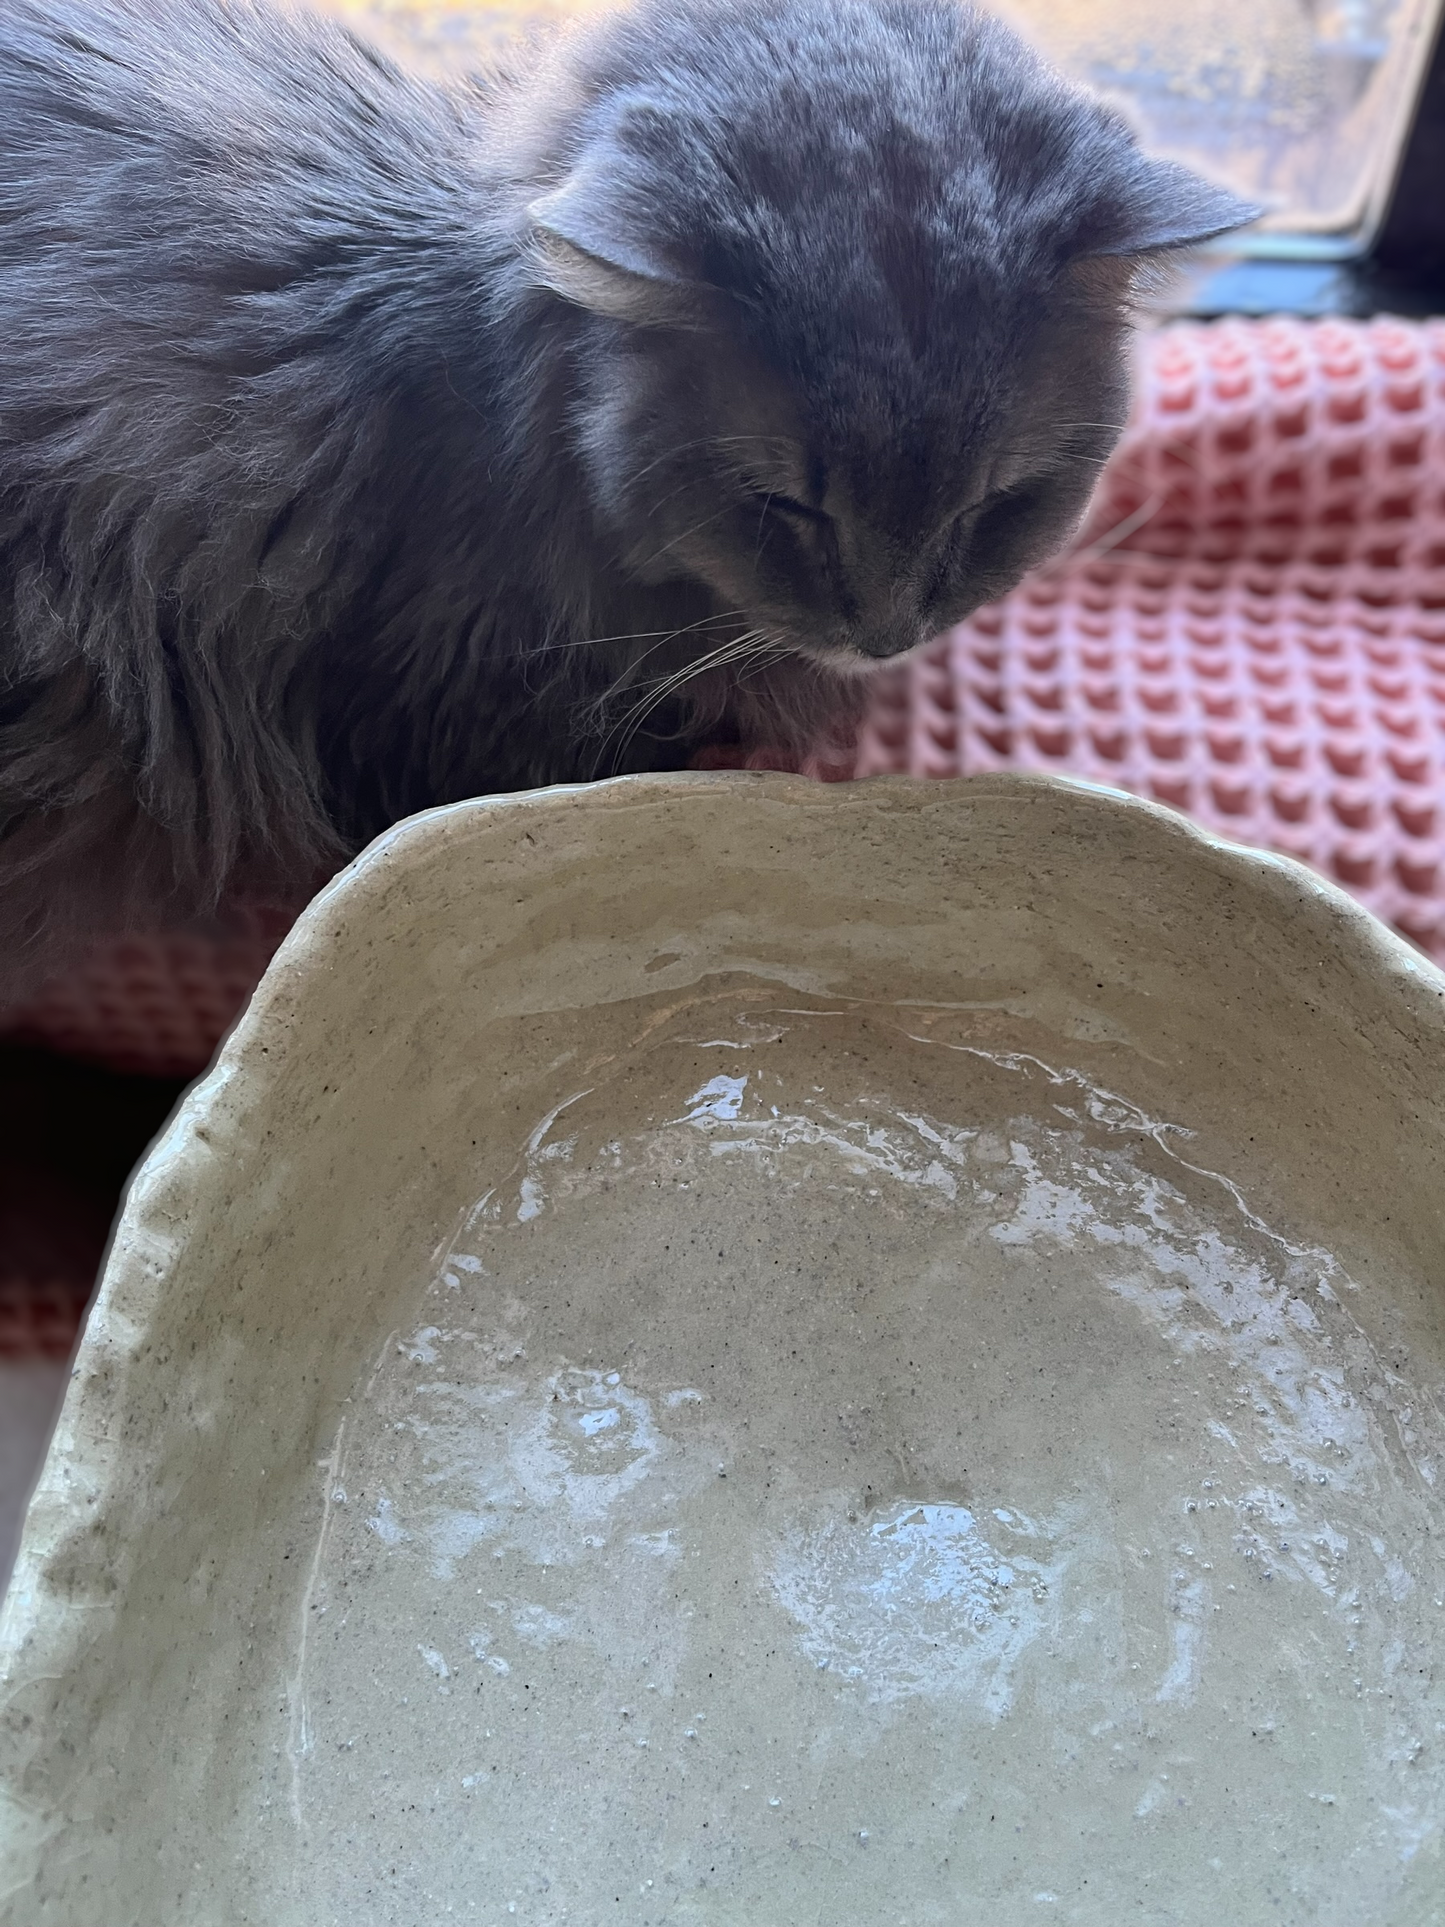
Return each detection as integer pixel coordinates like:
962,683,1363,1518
321,0,1442,248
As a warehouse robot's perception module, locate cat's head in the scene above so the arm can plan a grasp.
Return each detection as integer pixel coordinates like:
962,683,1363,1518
523,0,1256,668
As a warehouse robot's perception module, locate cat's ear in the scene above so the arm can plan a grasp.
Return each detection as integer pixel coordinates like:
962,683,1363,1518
527,177,697,324
1080,157,1260,259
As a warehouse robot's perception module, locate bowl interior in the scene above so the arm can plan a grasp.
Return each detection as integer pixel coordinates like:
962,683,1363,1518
3,774,1444,1925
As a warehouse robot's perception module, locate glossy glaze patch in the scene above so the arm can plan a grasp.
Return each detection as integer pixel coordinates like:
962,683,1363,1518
283,1002,1445,1924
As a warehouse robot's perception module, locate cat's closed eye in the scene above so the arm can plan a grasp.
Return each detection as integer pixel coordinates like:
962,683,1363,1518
747,488,825,524
972,480,1048,530
921,480,1056,615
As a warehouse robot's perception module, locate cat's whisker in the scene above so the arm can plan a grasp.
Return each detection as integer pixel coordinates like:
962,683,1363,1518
645,636,792,738
642,504,737,565
595,628,778,772
619,628,769,713
643,473,717,522
532,609,746,655
1051,421,1131,434
610,649,765,758
1075,491,1165,561
626,433,799,491
582,623,756,739
582,611,753,717
646,447,804,522
735,638,791,685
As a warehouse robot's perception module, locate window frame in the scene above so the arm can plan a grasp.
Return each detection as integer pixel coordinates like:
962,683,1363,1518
1180,3,1445,316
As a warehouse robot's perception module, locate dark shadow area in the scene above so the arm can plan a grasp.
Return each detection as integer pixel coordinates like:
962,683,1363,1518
0,1048,189,1347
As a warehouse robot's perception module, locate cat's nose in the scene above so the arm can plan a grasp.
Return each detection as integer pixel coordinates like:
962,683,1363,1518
850,611,927,661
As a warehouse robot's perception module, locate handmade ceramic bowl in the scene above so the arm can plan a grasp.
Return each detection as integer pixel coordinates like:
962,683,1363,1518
2,772,1443,1926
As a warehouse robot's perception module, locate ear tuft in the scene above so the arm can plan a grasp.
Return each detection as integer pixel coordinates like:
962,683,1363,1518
529,176,684,285
527,176,697,323
528,226,680,323
1084,157,1261,259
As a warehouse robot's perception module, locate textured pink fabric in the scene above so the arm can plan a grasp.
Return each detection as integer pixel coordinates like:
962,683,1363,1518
0,906,296,1080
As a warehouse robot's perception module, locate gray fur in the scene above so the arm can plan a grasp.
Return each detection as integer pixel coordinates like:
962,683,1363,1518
0,0,1254,995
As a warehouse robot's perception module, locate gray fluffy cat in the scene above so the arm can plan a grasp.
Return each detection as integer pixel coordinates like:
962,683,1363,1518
0,0,1253,996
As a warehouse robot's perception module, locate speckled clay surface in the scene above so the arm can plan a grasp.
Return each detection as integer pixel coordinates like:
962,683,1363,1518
2,772,1444,1925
